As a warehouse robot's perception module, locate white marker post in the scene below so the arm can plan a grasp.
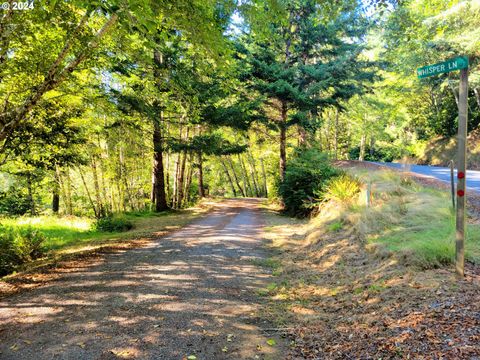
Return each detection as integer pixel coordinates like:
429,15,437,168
417,56,469,277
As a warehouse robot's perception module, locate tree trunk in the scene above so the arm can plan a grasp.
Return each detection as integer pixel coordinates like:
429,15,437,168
318,127,323,151
151,49,169,212
52,192,60,214
197,150,205,198
247,153,260,197
91,155,105,217
98,131,110,214
119,146,134,211
52,169,60,213
325,112,332,152
183,153,194,205
430,87,441,122
65,168,73,215
279,101,288,182
79,166,98,217
110,186,116,213
238,154,253,197
26,174,35,216
260,157,268,198
165,151,171,204
449,80,460,107
116,181,124,212
153,117,168,212
359,134,366,161
150,158,156,205
175,151,186,208
298,125,307,147
334,108,339,160
176,127,189,209
172,153,180,208
227,158,245,197
221,159,237,197
474,87,480,109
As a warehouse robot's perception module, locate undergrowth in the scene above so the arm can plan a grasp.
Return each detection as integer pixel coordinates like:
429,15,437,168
95,214,134,232
0,226,46,276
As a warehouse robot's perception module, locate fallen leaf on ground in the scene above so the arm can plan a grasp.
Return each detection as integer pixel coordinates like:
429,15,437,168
267,338,276,346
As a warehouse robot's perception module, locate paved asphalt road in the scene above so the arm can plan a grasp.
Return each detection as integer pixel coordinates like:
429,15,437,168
372,162,480,193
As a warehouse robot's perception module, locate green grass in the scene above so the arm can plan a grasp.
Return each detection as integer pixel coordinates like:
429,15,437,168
0,208,208,253
349,169,480,268
327,220,343,232
0,215,97,250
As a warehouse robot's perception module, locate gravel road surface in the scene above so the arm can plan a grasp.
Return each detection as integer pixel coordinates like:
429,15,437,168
0,199,282,360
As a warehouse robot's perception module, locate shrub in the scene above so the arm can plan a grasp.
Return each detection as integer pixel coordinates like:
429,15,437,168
322,174,362,204
0,226,46,276
348,144,409,162
0,188,32,216
95,215,134,232
278,149,339,217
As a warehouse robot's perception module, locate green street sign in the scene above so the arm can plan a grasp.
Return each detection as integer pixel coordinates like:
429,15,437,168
417,56,468,79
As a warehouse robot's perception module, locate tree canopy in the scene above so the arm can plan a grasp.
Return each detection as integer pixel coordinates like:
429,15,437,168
0,0,478,217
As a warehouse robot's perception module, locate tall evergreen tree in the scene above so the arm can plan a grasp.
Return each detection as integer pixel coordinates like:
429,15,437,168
239,0,376,180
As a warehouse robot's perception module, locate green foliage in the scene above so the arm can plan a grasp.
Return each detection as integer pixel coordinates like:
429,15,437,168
327,220,343,232
95,215,134,232
278,149,339,217
168,133,247,156
322,174,361,204
0,226,46,276
0,188,32,216
348,144,409,162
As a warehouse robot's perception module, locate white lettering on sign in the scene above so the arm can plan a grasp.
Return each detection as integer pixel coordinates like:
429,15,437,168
448,61,457,70
417,56,468,79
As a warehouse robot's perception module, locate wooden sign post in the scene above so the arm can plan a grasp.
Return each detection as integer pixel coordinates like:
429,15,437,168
456,67,468,277
417,56,469,277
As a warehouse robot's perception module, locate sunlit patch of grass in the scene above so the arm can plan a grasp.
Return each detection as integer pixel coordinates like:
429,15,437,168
327,221,343,232
257,282,279,296
368,282,388,293
251,257,281,269
0,205,211,255
251,257,284,276
0,216,96,251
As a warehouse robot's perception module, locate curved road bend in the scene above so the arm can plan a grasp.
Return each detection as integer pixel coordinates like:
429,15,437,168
373,162,480,193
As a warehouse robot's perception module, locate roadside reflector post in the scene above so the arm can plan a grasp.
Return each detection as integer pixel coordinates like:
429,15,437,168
449,160,455,209
417,56,469,277
455,67,468,277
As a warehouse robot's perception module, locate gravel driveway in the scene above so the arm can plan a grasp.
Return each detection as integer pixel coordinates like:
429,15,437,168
0,199,282,360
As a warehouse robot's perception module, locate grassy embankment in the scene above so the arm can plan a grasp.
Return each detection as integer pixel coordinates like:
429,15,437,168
413,127,480,169
257,167,480,358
